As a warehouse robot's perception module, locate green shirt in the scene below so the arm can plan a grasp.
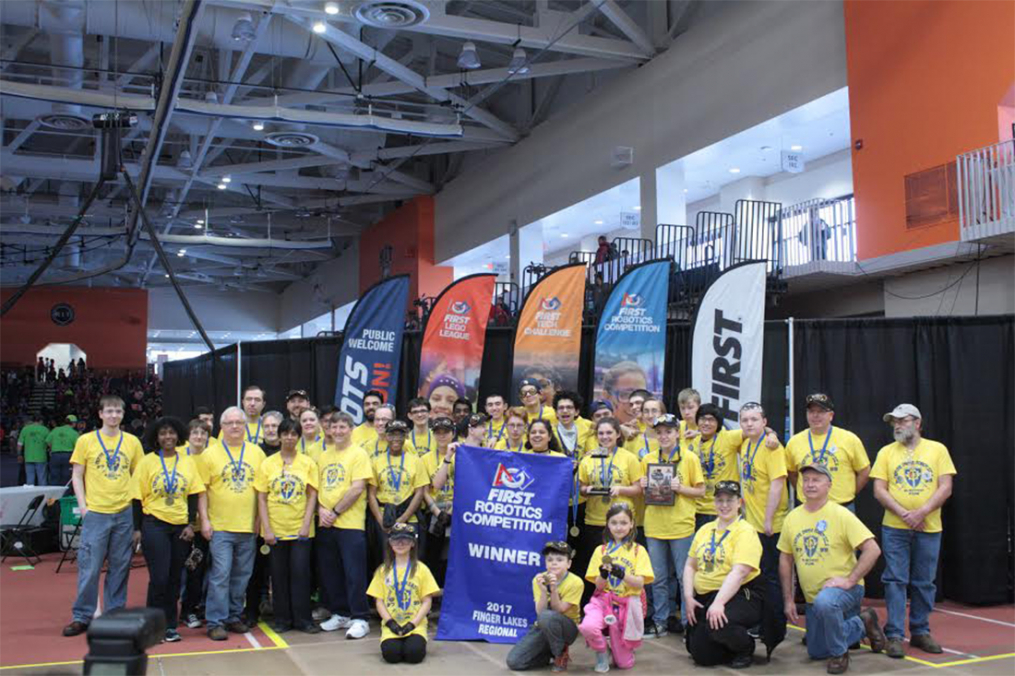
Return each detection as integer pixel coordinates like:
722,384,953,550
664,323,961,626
47,425,80,453
19,423,50,463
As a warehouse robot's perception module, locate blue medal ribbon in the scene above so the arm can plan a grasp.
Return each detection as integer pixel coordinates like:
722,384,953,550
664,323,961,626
247,419,262,444
488,420,506,445
411,428,430,454
708,523,733,562
741,436,764,481
392,561,413,611
300,436,320,455
387,450,407,492
700,435,717,478
221,440,246,483
808,425,834,465
604,540,625,586
640,433,651,460
95,431,123,473
159,450,180,499
598,449,617,490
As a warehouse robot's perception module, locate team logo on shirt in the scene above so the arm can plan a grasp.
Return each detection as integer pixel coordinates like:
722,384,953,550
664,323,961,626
492,463,535,490
323,463,347,489
540,297,562,311
148,474,190,500
805,449,840,473
220,463,254,493
92,452,129,481
793,528,831,566
382,572,421,621
894,460,934,494
271,473,305,503
450,301,471,315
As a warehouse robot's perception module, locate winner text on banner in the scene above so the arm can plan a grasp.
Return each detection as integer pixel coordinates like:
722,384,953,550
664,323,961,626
436,446,571,643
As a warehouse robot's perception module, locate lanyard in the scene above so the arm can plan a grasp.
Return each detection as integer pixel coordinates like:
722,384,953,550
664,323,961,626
247,419,261,443
392,561,412,610
301,436,320,455
557,424,578,456
808,425,834,464
666,445,681,466
185,445,191,456
508,439,524,453
222,440,246,479
598,450,617,489
158,450,179,497
488,420,506,444
387,450,407,491
700,435,718,477
709,524,733,559
412,428,430,453
742,436,764,480
95,431,123,471
641,433,651,459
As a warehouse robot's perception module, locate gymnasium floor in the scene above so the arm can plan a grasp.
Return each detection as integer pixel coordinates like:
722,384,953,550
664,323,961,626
2,553,1013,675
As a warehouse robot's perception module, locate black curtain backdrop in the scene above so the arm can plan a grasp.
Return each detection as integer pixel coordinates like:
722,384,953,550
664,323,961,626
793,316,1014,605
163,315,1013,605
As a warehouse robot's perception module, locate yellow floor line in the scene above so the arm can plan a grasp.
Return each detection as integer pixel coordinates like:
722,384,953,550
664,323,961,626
259,620,291,649
933,652,1015,669
786,622,941,668
1,644,286,670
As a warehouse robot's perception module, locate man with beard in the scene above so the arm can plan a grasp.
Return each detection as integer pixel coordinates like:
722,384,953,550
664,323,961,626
352,390,385,448
871,405,956,659
286,390,311,423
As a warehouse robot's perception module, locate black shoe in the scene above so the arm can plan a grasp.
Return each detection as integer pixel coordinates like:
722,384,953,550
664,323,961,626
730,654,752,669
271,622,293,634
297,623,321,634
667,616,684,634
63,621,89,637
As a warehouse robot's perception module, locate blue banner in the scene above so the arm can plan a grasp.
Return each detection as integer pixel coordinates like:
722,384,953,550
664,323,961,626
437,446,571,643
334,275,410,424
592,260,670,426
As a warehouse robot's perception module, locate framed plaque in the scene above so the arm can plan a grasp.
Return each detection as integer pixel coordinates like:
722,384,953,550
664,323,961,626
644,463,675,506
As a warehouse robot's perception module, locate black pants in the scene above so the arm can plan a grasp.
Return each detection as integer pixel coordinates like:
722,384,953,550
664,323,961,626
381,634,427,664
695,513,717,531
759,532,787,645
687,581,763,666
245,537,270,624
141,516,189,630
577,524,605,608
181,533,210,617
269,539,313,629
317,527,370,620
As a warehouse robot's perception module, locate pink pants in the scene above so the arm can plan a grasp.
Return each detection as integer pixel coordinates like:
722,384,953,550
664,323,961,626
579,593,640,669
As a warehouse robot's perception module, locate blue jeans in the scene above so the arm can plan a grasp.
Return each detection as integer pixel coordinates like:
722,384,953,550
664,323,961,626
206,531,256,627
805,585,866,659
49,453,72,486
881,526,941,639
71,508,134,623
24,462,47,485
647,536,692,628
317,527,370,620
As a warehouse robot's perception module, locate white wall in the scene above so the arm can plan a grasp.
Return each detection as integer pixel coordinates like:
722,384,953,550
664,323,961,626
884,255,1015,317
435,0,848,261
763,149,853,205
278,240,360,331
148,286,279,332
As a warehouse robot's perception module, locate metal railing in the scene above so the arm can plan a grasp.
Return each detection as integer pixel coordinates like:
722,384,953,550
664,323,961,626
777,195,857,267
958,139,1015,240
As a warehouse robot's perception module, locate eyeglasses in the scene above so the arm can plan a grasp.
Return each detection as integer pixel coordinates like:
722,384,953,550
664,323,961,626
409,408,429,415
222,420,245,426
520,388,538,397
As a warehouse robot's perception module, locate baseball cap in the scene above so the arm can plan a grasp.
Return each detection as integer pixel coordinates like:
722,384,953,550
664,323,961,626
713,481,741,498
431,416,455,431
805,393,834,411
589,399,614,415
386,419,410,435
388,523,417,542
799,463,833,481
468,413,488,427
541,540,573,559
66,415,78,423
286,389,309,402
883,404,921,422
518,377,541,393
652,413,680,429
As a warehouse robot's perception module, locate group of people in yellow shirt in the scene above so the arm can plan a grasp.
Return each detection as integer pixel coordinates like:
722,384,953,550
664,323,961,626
61,382,956,675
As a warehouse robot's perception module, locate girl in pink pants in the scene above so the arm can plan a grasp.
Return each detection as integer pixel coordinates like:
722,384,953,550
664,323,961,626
580,504,655,672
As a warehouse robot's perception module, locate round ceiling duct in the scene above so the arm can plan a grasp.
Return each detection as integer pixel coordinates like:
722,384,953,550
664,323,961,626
38,113,90,131
264,131,320,148
354,0,430,28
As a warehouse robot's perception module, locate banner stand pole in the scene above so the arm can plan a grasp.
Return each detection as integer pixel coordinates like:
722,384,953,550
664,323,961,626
236,340,242,407
787,317,794,438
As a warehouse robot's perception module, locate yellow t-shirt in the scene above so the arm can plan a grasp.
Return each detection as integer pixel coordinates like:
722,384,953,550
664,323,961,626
688,429,743,515
585,541,655,597
299,436,326,464
198,440,267,533
521,448,567,458
352,423,379,449
777,502,875,602
131,451,205,525
552,418,596,458
70,430,143,514
176,439,222,457
409,428,439,457
370,451,430,523
494,436,528,453
317,444,373,531
367,561,441,642
254,453,319,540
689,518,761,594
368,438,417,458
525,405,558,427
578,449,643,527
217,420,265,445
485,418,508,447
870,439,957,533
624,432,660,461
532,571,584,624
738,436,789,533
786,427,870,505
641,447,704,539
422,452,456,507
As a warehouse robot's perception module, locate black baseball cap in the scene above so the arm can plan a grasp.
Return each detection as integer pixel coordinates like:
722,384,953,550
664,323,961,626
286,389,310,402
653,413,680,429
431,416,455,431
805,393,834,411
468,413,488,427
519,378,541,393
714,481,741,498
589,399,614,415
542,540,573,559
389,523,417,542
386,420,410,435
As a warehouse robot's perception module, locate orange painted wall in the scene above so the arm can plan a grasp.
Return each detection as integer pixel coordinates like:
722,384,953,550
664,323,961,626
0,286,148,369
358,196,453,307
844,0,1015,260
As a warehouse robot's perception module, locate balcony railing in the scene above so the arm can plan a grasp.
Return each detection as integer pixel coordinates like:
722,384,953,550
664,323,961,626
777,195,857,269
958,139,1015,241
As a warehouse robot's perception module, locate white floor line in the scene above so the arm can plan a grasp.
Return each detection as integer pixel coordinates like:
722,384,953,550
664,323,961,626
934,607,1015,629
460,640,506,668
244,631,263,649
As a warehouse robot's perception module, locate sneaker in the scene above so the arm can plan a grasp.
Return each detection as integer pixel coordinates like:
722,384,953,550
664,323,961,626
62,621,89,637
320,614,352,632
910,634,943,654
747,626,761,639
185,613,202,629
208,626,228,641
886,638,905,659
644,624,668,639
729,654,753,669
225,620,249,634
164,629,182,643
312,606,331,622
297,623,321,634
826,652,849,675
859,608,886,653
594,651,610,674
667,616,684,634
551,645,570,672
345,619,370,640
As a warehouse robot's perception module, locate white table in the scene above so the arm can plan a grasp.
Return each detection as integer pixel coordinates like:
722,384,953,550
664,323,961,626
0,485,68,526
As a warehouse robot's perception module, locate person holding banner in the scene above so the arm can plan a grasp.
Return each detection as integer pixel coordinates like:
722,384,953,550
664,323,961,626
367,420,429,567
639,414,705,638
407,399,439,459
580,503,655,672
421,417,457,587
352,390,385,448
520,378,558,427
494,408,529,453
506,541,583,672
255,418,320,634
484,394,509,447
367,523,440,664
553,391,595,459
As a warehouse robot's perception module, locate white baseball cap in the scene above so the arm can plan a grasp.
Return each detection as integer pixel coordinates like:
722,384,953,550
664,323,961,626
883,403,922,423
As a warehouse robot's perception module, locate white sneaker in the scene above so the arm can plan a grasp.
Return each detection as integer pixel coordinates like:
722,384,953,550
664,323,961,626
320,614,352,632
345,619,370,639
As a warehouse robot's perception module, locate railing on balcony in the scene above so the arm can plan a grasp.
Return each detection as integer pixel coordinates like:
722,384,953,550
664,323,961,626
958,139,1015,241
777,195,857,268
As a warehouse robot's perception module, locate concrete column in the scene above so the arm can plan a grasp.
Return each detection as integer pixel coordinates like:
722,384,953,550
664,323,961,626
638,171,657,242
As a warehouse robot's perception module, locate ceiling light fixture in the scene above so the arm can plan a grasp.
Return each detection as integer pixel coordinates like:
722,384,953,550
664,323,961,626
251,120,265,131
222,176,232,184
194,223,203,229
790,144,803,151
177,149,193,169
217,182,228,190
508,47,529,75
324,1,340,15
312,20,327,33
729,167,741,174
196,219,204,225
632,205,642,211
561,233,569,238
594,219,604,225
457,41,481,70
231,12,256,42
